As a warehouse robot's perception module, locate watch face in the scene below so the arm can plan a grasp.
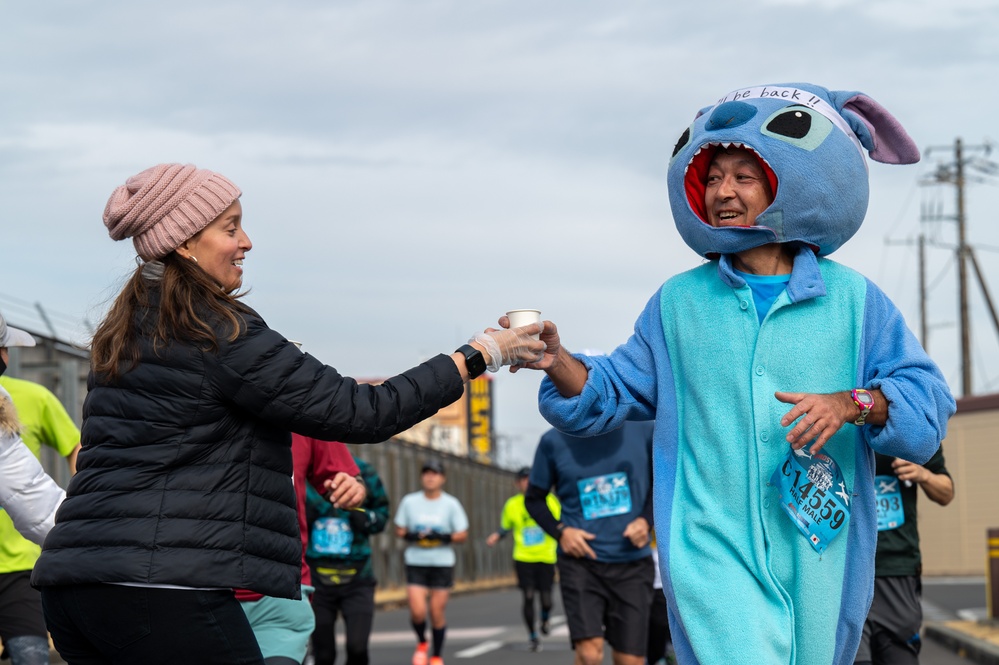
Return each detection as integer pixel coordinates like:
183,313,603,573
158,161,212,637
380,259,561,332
458,344,487,379
854,390,874,406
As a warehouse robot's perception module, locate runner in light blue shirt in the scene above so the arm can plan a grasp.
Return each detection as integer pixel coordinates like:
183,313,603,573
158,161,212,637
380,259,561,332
394,459,468,665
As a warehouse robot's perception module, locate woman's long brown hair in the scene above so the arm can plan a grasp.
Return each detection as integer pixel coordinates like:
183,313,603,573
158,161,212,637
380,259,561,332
91,253,250,380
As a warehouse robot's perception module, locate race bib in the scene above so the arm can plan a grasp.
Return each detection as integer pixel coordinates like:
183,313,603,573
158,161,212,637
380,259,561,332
875,475,905,531
770,448,851,554
310,516,353,556
522,525,546,546
578,472,632,520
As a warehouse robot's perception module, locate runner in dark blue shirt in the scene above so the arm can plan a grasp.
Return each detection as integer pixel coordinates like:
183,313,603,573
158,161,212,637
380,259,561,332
525,420,654,665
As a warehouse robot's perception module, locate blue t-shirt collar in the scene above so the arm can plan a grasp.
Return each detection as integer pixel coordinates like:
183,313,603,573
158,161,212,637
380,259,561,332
716,244,827,303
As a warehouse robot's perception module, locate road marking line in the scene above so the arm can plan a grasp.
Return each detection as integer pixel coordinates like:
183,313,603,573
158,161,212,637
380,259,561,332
455,640,505,658
369,627,505,645
922,576,986,585
368,630,417,644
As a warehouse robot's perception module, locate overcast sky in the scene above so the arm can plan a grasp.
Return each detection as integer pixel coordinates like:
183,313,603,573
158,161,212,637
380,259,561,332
3,0,998,466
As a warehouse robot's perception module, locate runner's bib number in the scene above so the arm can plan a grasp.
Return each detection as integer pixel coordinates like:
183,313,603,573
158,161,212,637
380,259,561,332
770,448,851,554
521,525,546,546
310,516,353,556
874,475,905,531
578,472,632,520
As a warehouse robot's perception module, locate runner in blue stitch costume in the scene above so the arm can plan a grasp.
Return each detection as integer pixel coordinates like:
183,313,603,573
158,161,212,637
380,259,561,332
514,82,956,665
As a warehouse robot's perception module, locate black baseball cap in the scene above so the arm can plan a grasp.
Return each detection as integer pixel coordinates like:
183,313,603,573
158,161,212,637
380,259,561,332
422,459,445,474
516,466,531,479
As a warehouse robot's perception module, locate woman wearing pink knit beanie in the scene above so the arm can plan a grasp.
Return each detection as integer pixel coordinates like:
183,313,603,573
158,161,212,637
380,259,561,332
103,163,244,263
32,163,550,665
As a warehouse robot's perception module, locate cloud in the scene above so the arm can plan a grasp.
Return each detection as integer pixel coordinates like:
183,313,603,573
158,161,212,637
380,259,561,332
3,0,999,462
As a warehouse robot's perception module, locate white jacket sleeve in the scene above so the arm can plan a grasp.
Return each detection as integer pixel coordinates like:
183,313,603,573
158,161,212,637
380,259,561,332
0,387,65,545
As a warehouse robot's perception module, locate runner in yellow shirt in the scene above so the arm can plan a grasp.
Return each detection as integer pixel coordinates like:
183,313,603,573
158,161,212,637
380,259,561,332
486,467,560,652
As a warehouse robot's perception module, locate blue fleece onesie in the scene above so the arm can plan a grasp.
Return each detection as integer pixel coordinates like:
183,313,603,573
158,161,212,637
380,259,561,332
538,83,956,665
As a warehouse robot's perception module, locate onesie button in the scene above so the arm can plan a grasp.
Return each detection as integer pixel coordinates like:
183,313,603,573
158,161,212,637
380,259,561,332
760,431,770,442
740,300,750,310
755,366,765,376
764,498,771,509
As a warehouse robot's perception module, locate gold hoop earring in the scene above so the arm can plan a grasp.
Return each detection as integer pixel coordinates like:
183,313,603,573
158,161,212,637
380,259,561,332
189,256,198,264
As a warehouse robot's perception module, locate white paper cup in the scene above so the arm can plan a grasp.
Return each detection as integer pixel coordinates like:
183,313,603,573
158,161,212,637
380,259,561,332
506,309,542,339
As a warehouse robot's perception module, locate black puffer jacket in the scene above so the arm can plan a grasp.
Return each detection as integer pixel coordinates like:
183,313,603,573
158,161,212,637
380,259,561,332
32,296,463,599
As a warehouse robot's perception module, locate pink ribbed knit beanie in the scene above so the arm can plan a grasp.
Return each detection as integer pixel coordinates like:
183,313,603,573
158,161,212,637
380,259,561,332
103,163,241,261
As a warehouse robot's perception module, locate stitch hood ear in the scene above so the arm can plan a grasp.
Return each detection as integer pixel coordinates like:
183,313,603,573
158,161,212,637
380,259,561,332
829,91,920,165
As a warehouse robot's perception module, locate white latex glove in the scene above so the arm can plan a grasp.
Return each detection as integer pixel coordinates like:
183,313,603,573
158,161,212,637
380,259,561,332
471,325,545,372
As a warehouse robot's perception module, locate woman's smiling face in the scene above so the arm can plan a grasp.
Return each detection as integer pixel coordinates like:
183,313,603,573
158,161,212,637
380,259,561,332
177,199,251,291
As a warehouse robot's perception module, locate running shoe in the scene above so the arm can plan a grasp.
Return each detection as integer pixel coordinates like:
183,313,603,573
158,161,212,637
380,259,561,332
429,657,444,665
529,637,542,652
540,619,550,635
412,642,429,665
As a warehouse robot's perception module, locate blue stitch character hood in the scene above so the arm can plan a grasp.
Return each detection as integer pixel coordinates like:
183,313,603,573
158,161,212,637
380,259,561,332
667,82,920,258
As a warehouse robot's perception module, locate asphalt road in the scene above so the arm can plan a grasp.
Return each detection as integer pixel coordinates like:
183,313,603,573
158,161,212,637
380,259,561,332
349,579,987,664
45,577,988,663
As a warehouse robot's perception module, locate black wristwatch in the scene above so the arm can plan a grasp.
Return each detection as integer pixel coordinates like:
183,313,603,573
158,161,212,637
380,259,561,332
456,344,487,379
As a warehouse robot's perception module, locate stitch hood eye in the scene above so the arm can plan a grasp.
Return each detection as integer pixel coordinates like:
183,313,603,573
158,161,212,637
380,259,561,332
669,126,692,165
767,109,811,138
761,106,833,151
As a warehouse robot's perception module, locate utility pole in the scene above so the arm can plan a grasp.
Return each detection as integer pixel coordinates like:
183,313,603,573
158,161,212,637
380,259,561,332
923,138,995,396
885,235,930,350
956,139,971,396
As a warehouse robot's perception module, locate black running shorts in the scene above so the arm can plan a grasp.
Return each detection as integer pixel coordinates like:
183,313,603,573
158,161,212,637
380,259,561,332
557,554,654,656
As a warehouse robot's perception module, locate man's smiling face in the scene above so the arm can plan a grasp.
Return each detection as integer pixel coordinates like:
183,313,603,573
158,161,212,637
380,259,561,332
704,147,774,228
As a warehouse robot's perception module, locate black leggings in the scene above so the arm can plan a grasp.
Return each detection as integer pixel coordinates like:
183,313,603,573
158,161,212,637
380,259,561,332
514,562,556,636
310,578,376,665
522,586,554,634
647,589,672,663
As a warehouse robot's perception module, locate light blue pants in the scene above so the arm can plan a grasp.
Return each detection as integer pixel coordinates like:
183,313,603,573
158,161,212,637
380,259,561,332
240,585,315,662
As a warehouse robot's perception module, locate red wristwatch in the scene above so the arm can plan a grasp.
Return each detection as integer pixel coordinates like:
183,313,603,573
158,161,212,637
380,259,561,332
851,388,874,426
